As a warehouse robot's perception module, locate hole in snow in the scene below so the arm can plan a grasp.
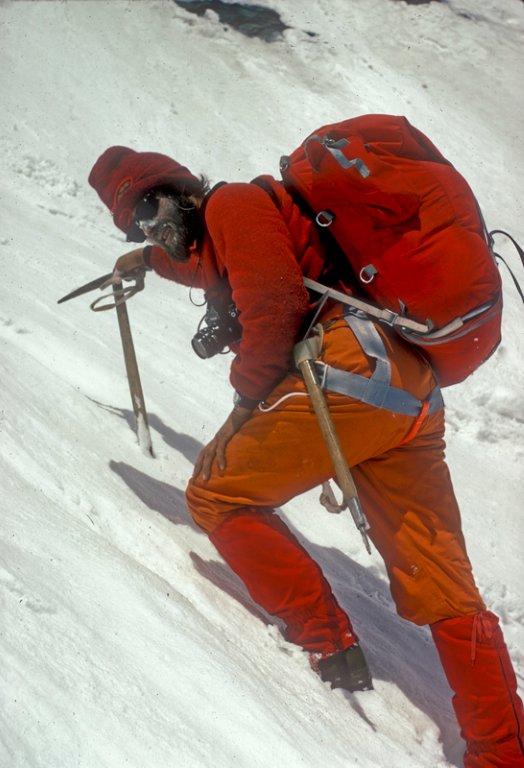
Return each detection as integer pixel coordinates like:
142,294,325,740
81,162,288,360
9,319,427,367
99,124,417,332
173,0,292,43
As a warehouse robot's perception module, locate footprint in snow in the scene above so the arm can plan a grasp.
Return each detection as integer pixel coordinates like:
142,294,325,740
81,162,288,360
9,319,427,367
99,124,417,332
0,566,56,615
0,317,30,335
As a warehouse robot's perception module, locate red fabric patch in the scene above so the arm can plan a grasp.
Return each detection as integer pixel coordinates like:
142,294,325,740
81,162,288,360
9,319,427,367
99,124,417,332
431,612,524,764
210,508,357,654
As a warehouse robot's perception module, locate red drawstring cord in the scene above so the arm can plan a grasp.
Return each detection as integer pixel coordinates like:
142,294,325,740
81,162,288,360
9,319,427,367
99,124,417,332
399,400,430,446
471,614,479,664
471,612,495,664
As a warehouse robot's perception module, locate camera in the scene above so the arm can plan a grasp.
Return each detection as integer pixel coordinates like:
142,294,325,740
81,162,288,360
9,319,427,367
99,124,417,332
191,299,242,359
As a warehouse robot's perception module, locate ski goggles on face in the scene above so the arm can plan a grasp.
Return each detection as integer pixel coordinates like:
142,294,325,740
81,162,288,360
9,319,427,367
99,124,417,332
134,192,161,231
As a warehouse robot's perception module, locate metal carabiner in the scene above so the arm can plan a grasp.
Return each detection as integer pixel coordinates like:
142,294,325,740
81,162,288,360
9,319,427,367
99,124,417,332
315,210,335,228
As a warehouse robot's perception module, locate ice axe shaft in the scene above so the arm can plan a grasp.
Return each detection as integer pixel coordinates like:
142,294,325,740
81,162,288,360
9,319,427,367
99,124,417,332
113,281,154,456
294,335,371,553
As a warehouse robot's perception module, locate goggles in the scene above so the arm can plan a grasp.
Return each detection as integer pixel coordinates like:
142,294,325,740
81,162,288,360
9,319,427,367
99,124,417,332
134,191,161,231
130,191,196,244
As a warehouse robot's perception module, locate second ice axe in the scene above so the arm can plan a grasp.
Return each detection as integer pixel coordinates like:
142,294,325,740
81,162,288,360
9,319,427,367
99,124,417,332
112,279,154,457
294,330,371,554
57,269,153,456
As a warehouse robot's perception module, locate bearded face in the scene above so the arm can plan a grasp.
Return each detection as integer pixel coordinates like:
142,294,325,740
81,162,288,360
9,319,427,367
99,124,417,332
133,191,199,262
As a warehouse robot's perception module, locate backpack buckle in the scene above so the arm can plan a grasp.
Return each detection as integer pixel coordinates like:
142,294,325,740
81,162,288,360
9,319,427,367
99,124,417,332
380,308,399,327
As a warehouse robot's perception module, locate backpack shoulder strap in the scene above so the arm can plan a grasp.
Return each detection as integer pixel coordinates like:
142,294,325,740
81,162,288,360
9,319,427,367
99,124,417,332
250,175,283,210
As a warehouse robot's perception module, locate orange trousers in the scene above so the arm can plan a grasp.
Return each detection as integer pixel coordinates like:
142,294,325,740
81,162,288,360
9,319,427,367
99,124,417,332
186,311,485,627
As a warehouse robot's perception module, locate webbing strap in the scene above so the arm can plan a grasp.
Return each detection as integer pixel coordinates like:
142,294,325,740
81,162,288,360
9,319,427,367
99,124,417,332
317,309,444,417
305,135,371,178
344,311,391,384
319,364,443,416
343,309,391,408
303,277,431,333
323,140,371,178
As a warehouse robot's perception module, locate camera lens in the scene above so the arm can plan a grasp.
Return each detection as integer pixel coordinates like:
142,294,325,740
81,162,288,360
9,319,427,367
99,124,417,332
191,300,242,359
191,328,220,359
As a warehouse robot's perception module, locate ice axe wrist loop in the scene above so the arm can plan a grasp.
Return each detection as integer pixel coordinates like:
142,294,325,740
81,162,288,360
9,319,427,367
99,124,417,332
57,267,147,311
90,271,145,312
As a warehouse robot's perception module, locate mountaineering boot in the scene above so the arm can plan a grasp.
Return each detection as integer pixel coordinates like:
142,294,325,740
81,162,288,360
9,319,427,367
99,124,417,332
431,611,524,767
312,643,373,692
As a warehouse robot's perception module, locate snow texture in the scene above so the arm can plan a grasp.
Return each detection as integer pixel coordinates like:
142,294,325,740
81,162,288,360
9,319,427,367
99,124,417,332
0,1,523,767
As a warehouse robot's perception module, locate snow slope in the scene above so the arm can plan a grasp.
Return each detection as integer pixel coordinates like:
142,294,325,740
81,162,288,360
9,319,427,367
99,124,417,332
1,1,523,766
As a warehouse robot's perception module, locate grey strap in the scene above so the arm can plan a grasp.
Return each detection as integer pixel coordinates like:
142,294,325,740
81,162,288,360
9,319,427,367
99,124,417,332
344,311,391,384
343,310,392,409
303,277,431,334
304,134,371,178
322,137,371,178
318,363,443,416
316,309,444,416
304,278,498,341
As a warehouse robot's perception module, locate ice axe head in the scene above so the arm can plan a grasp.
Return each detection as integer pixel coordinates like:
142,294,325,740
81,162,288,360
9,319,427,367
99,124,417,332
90,271,146,312
57,268,146,312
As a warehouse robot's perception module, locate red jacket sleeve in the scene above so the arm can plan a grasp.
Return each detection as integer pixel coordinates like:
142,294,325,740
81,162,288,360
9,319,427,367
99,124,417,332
149,245,207,288
205,183,310,402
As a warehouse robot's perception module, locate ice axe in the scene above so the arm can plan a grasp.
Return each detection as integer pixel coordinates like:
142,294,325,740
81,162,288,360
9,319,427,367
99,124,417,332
57,268,146,311
57,269,154,456
294,329,371,553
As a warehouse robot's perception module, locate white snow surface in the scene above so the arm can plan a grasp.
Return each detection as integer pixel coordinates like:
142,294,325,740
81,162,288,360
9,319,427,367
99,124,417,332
1,1,523,766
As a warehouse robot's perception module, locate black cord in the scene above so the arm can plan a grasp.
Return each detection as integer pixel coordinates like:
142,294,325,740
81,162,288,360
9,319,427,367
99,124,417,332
490,230,524,304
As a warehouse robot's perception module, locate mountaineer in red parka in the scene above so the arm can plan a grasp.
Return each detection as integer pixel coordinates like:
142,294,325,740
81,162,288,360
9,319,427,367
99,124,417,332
89,145,524,768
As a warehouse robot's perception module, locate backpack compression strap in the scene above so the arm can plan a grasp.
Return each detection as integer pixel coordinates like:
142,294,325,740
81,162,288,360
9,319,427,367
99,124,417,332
304,278,435,334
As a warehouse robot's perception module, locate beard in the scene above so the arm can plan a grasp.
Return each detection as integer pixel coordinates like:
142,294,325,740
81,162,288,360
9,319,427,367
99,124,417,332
150,199,200,262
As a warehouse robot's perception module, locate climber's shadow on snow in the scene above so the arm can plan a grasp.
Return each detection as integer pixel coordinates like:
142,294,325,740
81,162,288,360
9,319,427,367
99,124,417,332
104,421,460,763
89,398,202,463
190,551,276,626
188,515,462,766
109,460,201,531
287,522,462,767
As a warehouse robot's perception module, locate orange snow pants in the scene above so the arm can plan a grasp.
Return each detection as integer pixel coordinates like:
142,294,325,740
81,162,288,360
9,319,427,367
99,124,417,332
186,309,485,628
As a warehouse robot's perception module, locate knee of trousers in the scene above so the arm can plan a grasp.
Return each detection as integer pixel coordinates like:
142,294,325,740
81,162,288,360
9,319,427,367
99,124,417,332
186,476,247,534
387,563,486,626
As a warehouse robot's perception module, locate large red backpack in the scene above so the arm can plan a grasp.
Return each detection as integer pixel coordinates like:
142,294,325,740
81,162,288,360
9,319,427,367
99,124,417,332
279,114,503,386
